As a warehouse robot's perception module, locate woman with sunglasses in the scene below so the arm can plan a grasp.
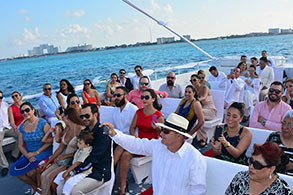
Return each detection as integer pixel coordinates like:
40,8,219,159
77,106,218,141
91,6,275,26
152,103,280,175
81,79,100,106
266,110,293,176
115,89,164,194
67,93,81,113
105,73,121,106
40,107,83,195
225,142,291,194
57,79,75,109
9,102,53,194
175,85,204,143
212,102,252,165
282,78,293,109
190,74,217,147
197,69,211,89
8,91,24,132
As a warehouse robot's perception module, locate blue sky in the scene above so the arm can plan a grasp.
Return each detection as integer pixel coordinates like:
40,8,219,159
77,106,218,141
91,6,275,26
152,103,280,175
1,0,293,59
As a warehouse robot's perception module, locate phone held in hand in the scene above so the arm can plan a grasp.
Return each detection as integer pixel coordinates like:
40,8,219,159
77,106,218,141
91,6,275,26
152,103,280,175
152,114,158,123
214,125,223,141
58,106,64,115
102,125,110,135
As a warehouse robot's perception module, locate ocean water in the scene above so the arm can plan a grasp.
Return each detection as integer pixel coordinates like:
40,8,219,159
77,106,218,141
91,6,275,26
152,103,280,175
1,34,293,105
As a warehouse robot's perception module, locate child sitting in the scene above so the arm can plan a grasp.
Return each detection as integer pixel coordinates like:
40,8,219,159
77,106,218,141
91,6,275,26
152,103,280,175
54,131,94,195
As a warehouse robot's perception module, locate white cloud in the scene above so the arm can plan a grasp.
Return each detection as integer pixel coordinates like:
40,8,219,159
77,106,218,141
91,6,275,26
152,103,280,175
115,25,123,31
149,0,160,9
163,4,173,14
22,27,40,41
19,9,30,14
14,39,23,46
62,24,90,35
65,9,85,17
25,16,31,22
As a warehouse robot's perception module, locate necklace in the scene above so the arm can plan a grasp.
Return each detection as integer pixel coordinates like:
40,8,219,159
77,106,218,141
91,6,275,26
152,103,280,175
26,118,38,126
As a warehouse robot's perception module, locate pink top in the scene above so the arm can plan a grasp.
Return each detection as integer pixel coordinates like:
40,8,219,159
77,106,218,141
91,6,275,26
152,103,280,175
249,100,291,131
128,89,168,109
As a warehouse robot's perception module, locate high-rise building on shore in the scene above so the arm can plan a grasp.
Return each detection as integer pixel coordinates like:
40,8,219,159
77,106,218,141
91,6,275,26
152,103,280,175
28,44,59,56
65,44,93,52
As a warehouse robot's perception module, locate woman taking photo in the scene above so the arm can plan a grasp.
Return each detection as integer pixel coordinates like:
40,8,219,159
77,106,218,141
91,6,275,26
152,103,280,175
40,108,83,195
266,110,293,176
105,73,121,106
57,79,75,109
118,89,164,194
81,79,100,106
282,78,293,109
225,142,291,194
10,102,53,194
190,74,217,146
175,85,204,140
212,102,252,165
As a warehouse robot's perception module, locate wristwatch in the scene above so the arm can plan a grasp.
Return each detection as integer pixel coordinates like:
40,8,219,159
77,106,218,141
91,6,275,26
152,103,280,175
69,171,75,176
262,120,267,126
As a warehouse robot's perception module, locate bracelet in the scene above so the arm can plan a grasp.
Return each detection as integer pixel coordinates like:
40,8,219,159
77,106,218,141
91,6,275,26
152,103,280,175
225,142,231,148
36,151,40,155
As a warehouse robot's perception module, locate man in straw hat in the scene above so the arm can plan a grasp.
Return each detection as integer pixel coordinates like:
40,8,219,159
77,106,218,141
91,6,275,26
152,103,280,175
101,113,207,195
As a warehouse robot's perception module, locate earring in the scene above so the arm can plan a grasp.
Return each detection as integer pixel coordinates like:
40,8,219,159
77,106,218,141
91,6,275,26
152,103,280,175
269,174,272,180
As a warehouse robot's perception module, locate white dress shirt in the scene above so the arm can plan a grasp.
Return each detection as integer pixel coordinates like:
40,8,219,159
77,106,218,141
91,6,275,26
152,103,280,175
225,77,245,104
112,130,207,195
131,75,152,90
38,91,60,121
112,102,137,135
260,65,274,89
208,71,227,89
0,101,11,131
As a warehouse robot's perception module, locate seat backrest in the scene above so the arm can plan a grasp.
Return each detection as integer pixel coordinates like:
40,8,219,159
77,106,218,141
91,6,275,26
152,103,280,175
245,127,273,157
100,106,114,124
210,90,225,119
158,98,181,118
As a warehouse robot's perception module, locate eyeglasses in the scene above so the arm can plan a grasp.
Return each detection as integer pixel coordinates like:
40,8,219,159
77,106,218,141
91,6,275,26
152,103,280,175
20,108,31,114
140,82,149,86
269,88,282,94
113,93,124,98
190,79,197,82
248,157,272,170
167,76,175,80
198,77,204,80
80,114,90,119
281,121,293,129
12,94,19,99
141,95,150,100
84,83,91,86
71,100,80,105
135,69,141,72
44,88,52,91
120,72,126,75
0,96,3,99
161,128,170,134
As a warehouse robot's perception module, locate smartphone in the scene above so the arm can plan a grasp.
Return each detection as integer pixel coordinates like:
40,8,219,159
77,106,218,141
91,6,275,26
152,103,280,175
214,125,223,141
102,125,110,135
230,69,234,74
152,115,158,123
58,106,64,115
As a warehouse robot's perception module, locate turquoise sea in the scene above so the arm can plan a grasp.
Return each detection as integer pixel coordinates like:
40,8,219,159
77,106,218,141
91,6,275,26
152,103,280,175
1,34,293,104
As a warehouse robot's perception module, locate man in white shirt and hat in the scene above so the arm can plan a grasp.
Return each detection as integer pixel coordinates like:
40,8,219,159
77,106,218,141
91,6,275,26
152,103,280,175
102,113,207,195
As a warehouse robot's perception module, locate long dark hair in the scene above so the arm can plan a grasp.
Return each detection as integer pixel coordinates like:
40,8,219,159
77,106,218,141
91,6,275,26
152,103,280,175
59,79,75,95
185,85,198,99
144,89,162,111
66,93,79,107
83,79,96,91
20,102,37,116
64,107,83,126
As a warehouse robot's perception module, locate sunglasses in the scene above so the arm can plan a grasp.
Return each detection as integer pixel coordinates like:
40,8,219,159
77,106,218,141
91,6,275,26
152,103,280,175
71,100,80,105
199,77,204,79
80,114,90,119
161,128,170,134
248,157,272,170
0,96,3,99
269,88,281,94
12,94,19,99
190,79,197,82
113,93,124,98
167,76,175,80
281,121,293,129
135,69,141,72
84,83,91,86
20,108,31,114
140,82,149,86
120,72,126,75
141,95,150,100
44,88,52,91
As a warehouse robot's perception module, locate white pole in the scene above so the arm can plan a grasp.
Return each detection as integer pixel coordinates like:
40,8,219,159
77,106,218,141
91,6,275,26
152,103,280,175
122,0,216,60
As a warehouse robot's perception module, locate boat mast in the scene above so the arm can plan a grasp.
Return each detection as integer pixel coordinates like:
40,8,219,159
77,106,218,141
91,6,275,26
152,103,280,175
122,0,216,60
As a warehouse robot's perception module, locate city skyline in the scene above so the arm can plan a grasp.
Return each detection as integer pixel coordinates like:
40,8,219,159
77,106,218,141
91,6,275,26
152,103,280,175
1,0,293,59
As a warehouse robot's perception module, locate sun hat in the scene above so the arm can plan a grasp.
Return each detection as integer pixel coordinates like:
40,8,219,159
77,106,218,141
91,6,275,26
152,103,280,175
156,113,192,139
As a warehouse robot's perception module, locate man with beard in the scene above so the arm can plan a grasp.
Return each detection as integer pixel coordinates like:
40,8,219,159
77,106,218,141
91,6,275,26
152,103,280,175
111,86,137,193
250,81,291,131
159,72,183,98
70,103,112,195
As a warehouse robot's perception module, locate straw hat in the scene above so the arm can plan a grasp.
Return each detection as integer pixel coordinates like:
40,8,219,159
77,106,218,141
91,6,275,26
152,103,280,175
156,113,192,139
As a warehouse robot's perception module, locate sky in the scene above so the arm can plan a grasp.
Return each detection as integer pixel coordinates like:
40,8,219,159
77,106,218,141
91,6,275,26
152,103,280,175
1,0,293,59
